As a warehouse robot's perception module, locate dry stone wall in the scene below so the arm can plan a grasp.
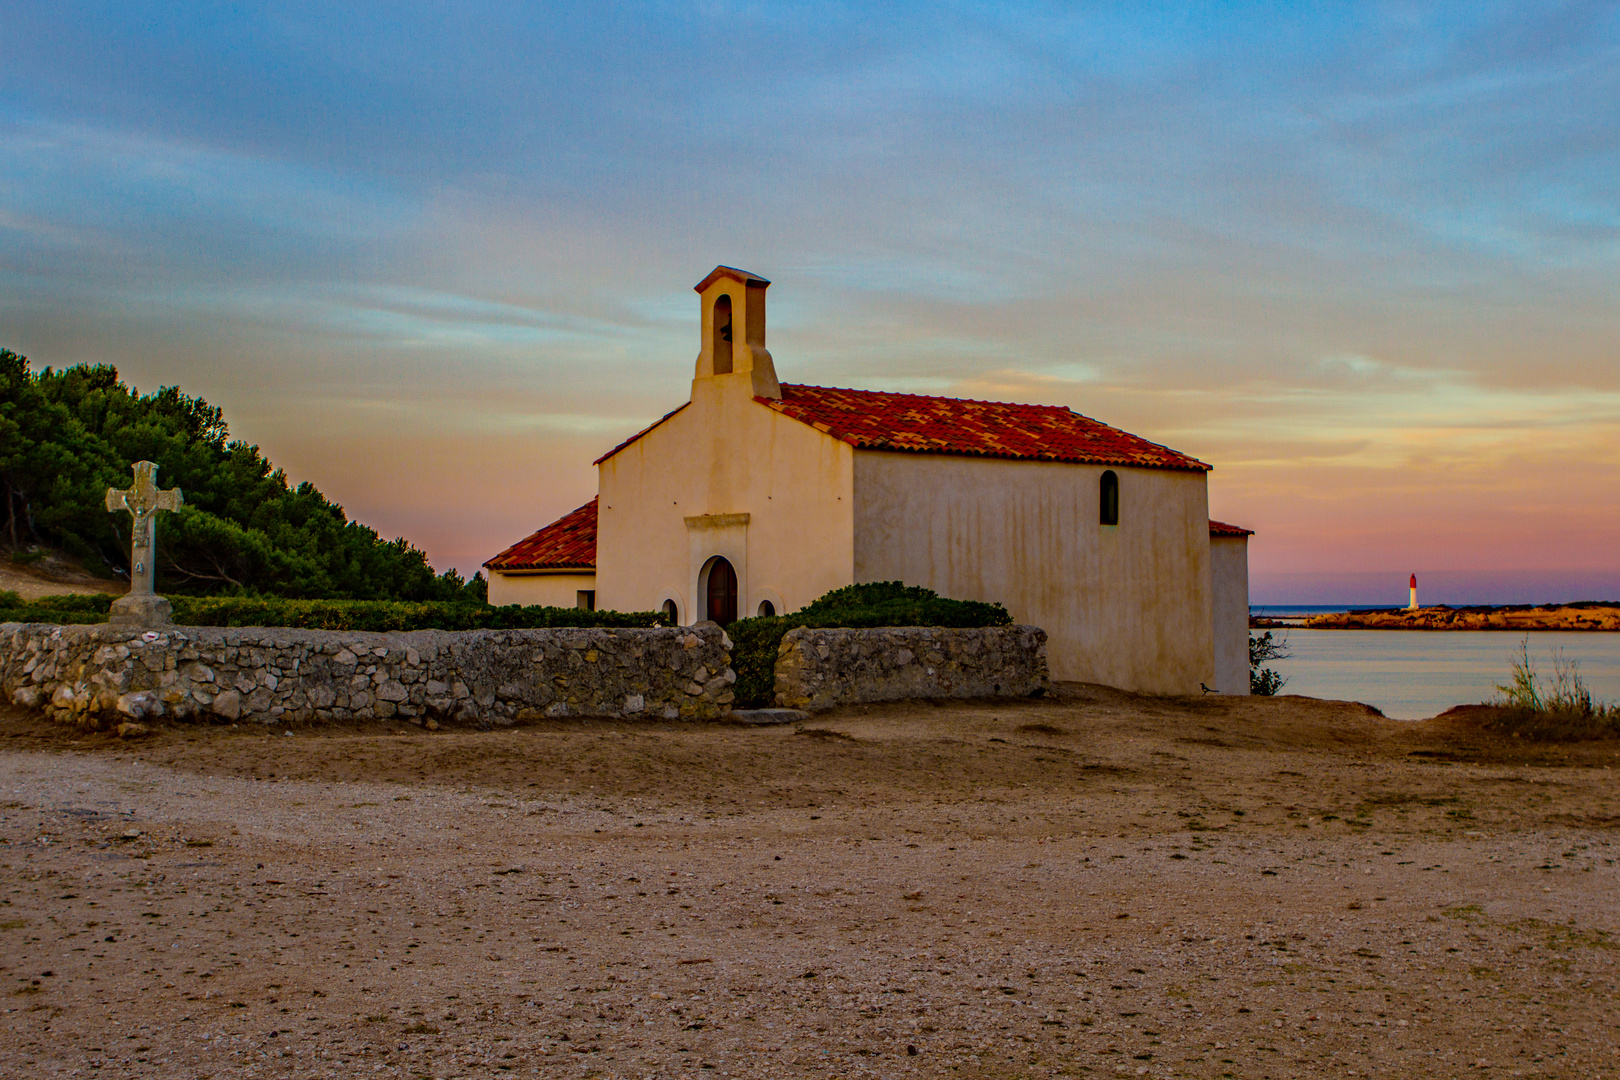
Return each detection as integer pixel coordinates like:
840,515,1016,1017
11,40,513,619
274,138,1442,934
774,625,1049,712
0,623,735,729
1,622,1051,729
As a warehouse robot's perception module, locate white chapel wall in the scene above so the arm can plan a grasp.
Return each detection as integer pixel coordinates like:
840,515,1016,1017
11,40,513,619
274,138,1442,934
594,372,856,622
851,452,1215,695
487,571,598,609
1209,535,1250,695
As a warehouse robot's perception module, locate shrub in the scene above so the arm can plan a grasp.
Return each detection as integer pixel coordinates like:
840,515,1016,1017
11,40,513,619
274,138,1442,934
0,591,116,624
1250,630,1289,695
0,593,665,632
167,597,664,631
727,582,1013,708
1490,638,1619,741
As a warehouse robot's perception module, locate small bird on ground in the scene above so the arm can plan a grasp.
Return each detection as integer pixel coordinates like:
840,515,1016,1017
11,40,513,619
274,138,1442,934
1200,683,1216,694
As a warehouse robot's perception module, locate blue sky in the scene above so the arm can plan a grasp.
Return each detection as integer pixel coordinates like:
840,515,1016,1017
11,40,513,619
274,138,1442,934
3,2,1618,601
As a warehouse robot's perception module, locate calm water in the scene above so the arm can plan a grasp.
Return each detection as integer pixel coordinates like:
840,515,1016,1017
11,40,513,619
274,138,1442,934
1252,604,1396,619
1260,630,1620,720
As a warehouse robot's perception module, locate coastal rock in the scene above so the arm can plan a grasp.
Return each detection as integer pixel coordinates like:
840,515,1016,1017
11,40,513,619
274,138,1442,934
1294,604,1620,632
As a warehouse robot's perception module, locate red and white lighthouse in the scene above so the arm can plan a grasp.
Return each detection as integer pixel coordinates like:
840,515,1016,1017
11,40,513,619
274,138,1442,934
1407,573,1419,611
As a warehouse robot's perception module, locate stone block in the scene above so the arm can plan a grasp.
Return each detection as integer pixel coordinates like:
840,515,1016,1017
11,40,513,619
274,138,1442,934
107,594,172,627
774,626,1049,712
116,690,164,720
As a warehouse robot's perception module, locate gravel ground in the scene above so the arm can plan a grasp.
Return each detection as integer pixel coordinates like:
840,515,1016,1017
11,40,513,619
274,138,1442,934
0,686,1616,1079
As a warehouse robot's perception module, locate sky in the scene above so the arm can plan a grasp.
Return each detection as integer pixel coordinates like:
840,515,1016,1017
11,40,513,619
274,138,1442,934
2,1,1618,605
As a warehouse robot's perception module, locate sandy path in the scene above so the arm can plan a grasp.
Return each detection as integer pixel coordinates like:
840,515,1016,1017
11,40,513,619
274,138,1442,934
0,688,1616,1079
0,559,123,602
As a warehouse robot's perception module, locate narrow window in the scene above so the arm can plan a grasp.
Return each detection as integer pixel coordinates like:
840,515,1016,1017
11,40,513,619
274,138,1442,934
661,598,679,625
757,599,775,618
705,557,738,625
576,589,596,611
712,294,733,374
1099,470,1119,526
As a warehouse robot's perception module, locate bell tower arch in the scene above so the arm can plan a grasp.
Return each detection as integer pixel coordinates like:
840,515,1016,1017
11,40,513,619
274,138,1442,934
692,265,780,399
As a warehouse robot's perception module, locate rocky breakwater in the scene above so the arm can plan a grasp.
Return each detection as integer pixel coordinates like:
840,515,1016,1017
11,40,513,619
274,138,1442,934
0,623,736,730
774,625,1049,712
1300,604,1620,632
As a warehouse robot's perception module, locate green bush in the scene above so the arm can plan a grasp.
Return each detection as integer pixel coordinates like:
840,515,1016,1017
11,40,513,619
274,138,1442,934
1490,638,1620,741
0,593,665,632
0,591,116,624
1249,630,1289,695
728,582,1013,708
0,608,109,625
7,592,114,613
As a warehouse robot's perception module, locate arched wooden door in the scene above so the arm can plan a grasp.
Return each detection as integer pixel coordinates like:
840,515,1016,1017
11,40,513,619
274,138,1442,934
705,557,738,626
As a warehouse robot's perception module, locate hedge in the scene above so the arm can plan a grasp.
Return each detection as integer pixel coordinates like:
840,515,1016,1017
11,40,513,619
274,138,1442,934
0,592,666,631
727,582,1012,708
0,590,112,625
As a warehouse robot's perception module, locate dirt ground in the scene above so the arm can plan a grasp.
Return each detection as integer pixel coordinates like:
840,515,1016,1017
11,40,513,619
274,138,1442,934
0,555,125,602
1,686,1616,1080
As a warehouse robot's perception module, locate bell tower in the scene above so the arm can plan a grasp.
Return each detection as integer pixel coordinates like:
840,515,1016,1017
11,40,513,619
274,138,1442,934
692,265,780,400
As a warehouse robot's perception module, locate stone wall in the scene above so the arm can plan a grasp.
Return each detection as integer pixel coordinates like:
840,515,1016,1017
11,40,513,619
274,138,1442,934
773,625,1049,712
0,623,735,729
1,621,1051,729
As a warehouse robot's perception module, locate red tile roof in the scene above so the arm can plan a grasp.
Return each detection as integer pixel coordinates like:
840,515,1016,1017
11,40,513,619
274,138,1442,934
484,498,598,572
760,385,1210,472
1208,520,1254,537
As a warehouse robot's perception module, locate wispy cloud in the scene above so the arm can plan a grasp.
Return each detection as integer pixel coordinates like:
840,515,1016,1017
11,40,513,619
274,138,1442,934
1,1,1616,589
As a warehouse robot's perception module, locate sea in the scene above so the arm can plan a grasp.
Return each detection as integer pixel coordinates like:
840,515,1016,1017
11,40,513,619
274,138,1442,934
1250,607,1620,720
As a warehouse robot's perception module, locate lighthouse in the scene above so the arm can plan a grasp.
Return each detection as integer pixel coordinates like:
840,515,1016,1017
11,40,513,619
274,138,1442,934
1407,573,1419,611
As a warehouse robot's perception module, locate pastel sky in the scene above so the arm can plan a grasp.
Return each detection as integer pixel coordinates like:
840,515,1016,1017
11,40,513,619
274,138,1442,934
3,2,1618,604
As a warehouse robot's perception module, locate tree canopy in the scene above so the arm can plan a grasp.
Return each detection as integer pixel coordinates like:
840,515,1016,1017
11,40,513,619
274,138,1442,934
0,348,481,601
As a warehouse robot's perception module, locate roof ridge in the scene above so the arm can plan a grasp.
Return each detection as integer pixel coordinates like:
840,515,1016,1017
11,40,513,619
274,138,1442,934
768,383,1209,473
779,382,1074,412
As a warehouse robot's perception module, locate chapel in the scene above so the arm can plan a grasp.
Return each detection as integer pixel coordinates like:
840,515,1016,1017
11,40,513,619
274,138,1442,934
485,266,1252,696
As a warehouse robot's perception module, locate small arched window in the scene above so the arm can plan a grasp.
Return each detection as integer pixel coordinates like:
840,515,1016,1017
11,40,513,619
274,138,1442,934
661,598,679,625
757,599,775,618
712,294,733,374
1099,470,1119,526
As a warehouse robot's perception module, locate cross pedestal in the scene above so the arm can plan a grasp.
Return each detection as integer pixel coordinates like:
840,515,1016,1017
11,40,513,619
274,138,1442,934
105,461,184,627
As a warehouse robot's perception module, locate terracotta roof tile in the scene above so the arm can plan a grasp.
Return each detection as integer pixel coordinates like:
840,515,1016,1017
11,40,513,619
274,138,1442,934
1208,520,1254,537
484,498,598,572
760,384,1210,472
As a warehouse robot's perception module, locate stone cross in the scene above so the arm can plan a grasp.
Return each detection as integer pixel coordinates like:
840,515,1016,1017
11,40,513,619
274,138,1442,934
105,460,183,626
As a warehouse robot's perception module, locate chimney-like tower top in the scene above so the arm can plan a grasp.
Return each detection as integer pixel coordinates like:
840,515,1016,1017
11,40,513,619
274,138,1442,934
692,265,779,399
694,265,770,293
